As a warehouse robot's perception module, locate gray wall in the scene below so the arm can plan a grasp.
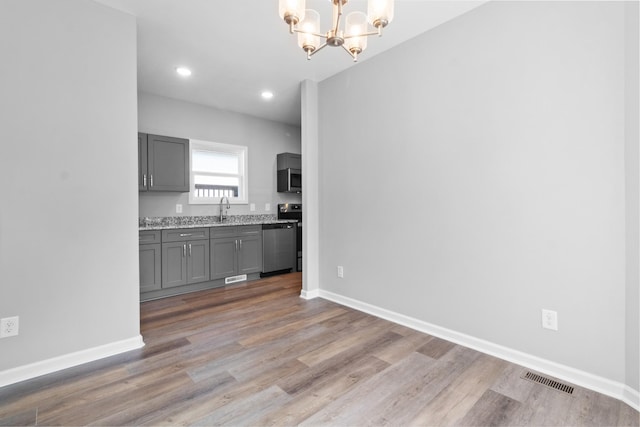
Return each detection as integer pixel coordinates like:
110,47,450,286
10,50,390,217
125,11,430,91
625,1,640,391
318,0,635,386
138,93,302,218
0,0,140,370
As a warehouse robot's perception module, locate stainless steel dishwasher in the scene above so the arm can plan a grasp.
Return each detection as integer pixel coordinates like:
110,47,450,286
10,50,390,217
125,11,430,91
261,223,297,276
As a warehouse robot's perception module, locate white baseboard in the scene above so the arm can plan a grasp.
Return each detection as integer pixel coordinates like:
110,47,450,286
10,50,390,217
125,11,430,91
623,385,640,411
316,289,640,412
0,335,145,388
300,288,320,300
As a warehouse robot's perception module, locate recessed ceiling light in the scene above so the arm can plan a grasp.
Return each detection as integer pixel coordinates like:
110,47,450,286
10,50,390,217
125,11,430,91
176,67,192,77
261,91,274,100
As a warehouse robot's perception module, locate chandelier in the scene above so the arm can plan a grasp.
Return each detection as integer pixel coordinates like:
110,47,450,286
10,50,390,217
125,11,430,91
279,0,395,62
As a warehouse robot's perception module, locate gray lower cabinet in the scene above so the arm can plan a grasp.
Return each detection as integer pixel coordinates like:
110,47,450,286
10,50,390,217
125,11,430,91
139,231,161,292
161,228,210,288
238,233,262,274
210,237,237,279
210,225,262,280
140,225,263,298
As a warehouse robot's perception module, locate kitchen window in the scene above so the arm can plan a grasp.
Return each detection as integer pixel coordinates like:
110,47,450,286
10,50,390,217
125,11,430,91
188,139,248,205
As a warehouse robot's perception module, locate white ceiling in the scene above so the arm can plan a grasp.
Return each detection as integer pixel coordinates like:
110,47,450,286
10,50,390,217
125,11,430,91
93,0,487,126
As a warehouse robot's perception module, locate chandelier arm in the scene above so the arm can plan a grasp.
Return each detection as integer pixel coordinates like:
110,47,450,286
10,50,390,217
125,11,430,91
343,31,380,40
310,42,329,57
341,44,357,60
293,29,328,39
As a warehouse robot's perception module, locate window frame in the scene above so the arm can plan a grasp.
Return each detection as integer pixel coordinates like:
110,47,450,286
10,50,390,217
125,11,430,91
188,139,249,205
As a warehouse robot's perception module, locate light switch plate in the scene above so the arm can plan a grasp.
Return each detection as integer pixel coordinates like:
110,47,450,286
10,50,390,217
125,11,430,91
176,204,183,213
250,203,256,212
265,203,271,211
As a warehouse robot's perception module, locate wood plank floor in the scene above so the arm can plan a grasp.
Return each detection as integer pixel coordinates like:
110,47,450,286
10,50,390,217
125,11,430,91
0,272,638,426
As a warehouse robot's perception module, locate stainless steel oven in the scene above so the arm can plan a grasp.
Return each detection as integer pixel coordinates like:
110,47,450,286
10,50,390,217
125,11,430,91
278,203,302,271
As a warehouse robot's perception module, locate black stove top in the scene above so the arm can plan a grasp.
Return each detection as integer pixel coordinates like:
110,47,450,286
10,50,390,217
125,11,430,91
278,203,302,221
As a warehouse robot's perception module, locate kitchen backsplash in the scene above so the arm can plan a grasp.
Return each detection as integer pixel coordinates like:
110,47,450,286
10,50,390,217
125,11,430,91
139,192,301,218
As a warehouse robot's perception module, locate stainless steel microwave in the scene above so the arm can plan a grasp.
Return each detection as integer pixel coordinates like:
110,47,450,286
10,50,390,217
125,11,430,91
277,168,301,193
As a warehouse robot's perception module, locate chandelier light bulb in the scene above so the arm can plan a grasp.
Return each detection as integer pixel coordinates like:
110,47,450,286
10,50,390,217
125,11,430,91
279,0,306,32
367,0,394,29
345,11,368,61
297,9,321,59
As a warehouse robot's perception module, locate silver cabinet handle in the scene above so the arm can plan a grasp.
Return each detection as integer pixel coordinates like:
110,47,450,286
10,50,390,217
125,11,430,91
235,240,238,251
179,233,192,237
143,174,147,187
188,243,192,257
239,239,242,250
150,174,153,187
183,244,186,258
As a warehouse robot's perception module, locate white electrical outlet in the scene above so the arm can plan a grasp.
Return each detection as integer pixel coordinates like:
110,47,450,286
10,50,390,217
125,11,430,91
250,203,256,212
337,266,344,278
1,316,19,338
265,203,271,211
541,309,558,331
176,204,183,213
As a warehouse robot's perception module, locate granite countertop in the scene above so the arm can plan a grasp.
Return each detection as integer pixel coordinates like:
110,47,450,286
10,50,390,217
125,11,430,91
139,215,297,231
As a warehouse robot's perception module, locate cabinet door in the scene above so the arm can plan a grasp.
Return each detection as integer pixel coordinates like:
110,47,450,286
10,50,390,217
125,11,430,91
238,235,262,275
187,240,210,284
148,134,189,192
210,237,237,280
138,133,148,191
277,153,301,170
162,242,187,288
139,243,161,292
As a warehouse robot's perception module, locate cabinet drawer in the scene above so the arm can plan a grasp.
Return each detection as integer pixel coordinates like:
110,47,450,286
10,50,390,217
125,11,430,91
238,225,262,237
210,226,238,239
139,230,161,244
162,228,209,242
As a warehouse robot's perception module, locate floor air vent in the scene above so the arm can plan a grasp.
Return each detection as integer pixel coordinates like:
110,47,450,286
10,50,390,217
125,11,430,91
225,274,247,285
521,371,574,395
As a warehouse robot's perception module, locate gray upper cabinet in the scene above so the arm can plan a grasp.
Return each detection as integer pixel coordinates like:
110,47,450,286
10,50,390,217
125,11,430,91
138,133,148,191
277,152,301,170
139,133,190,192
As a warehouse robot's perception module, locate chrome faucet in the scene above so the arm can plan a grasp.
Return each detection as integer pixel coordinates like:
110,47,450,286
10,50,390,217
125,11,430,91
219,196,230,222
